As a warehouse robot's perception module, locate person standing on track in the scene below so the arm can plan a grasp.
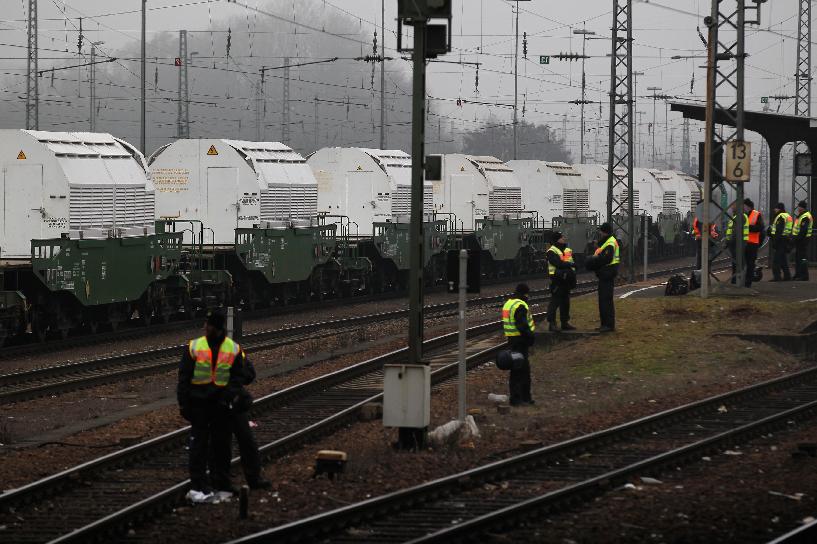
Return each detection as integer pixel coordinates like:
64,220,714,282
545,231,577,332
744,199,764,287
501,283,535,406
178,310,245,503
586,223,619,333
793,200,812,281
228,355,272,489
768,202,793,282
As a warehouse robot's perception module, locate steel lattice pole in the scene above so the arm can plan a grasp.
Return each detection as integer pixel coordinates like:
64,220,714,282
26,0,38,130
701,0,759,296
792,0,811,209
606,0,635,281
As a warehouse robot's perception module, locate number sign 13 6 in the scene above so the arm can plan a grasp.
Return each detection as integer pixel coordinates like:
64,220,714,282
725,140,751,183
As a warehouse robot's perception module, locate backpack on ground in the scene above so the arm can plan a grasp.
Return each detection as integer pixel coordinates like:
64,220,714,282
665,274,689,296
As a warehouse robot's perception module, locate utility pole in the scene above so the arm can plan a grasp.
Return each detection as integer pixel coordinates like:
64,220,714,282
513,1,519,159
282,57,290,144
380,0,387,149
512,1,530,159
700,0,762,297
681,117,691,174
90,42,100,132
177,30,189,139
792,0,812,209
314,96,319,149
140,0,147,154
26,0,38,130
574,28,596,164
607,0,635,281
255,78,262,141
759,101,770,218
632,71,644,166
648,86,661,168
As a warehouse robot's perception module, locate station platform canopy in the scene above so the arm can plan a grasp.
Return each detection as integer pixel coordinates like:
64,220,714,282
670,101,817,211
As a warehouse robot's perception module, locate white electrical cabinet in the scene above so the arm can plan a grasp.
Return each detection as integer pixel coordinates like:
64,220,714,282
382,364,431,428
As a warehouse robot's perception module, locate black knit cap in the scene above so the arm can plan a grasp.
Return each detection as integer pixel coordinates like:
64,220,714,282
744,198,754,208
799,200,809,209
775,202,786,211
551,231,564,244
206,308,227,330
599,222,613,234
515,283,530,297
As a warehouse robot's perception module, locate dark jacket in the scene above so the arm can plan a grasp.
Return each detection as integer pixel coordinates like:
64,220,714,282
177,335,246,412
233,358,256,413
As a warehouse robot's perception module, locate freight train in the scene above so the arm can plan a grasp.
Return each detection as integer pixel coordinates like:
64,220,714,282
0,130,699,344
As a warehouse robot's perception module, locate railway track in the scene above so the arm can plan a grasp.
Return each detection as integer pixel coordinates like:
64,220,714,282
226,365,817,544
0,308,538,544
0,259,710,405
0,285,563,405
0,254,704,361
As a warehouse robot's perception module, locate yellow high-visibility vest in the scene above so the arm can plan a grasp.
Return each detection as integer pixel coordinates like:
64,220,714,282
501,298,535,337
547,245,574,276
189,336,239,386
594,235,620,265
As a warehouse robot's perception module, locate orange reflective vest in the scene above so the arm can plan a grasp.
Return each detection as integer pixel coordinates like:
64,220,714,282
692,217,718,240
747,209,761,245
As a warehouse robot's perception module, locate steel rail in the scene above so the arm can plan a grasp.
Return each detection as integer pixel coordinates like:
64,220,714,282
227,366,817,544
0,308,540,543
0,284,559,404
0,259,726,542
0,254,706,360
0,259,714,405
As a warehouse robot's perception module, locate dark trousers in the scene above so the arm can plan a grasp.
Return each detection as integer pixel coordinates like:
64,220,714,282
188,398,232,492
546,282,571,325
795,241,810,280
745,244,758,287
232,411,263,485
598,277,615,329
772,246,792,280
507,340,531,405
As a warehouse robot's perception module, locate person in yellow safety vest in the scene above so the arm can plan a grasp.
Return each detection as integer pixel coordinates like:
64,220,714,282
793,200,812,281
178,310,246,503
501,283,535,406
725,208,749,285
545,231,577,332
585,222,619,333
744,199,765,288
768,202,794,281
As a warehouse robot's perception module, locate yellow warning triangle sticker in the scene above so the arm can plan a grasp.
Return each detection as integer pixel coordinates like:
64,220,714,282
17,150,26,160
207,145,218,156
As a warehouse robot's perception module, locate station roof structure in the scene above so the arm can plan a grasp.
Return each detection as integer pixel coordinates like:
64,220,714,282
670,101,817,210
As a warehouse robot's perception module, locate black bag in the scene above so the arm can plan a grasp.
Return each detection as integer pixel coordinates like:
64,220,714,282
665,274,689,296
496,349,526,371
